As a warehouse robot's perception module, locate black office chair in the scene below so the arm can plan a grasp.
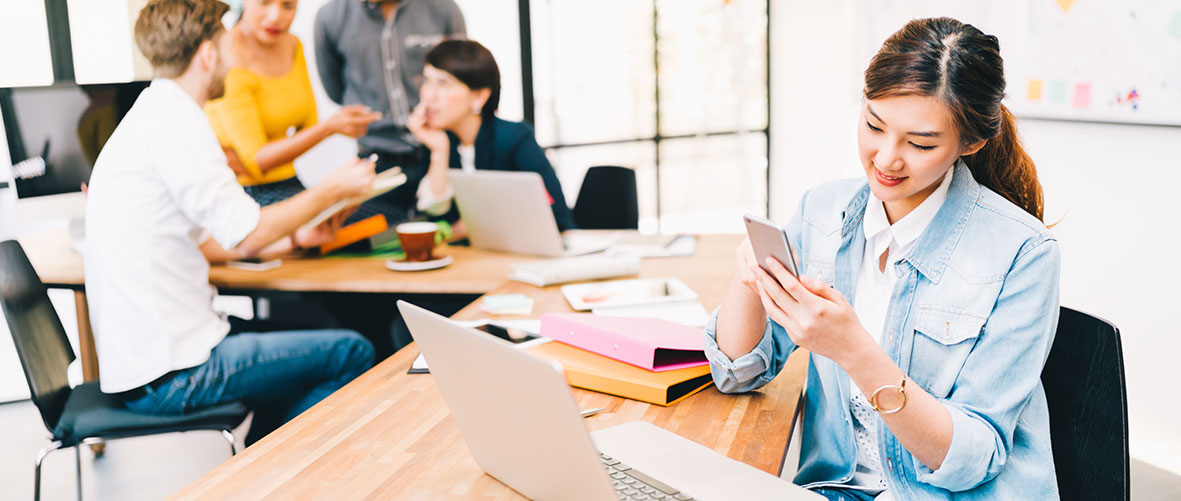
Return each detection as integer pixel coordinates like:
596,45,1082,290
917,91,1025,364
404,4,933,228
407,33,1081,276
572,165,639,230
1042,307,1130,501
0,240,249,500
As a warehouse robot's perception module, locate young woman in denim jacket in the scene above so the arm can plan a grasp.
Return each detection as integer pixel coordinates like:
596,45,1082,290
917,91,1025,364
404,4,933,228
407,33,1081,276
706,18,1060,500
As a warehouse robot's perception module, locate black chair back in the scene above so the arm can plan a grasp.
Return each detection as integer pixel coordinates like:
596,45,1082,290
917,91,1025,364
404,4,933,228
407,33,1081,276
572,165,639,230
1042,306,1130,500
0,240,76,433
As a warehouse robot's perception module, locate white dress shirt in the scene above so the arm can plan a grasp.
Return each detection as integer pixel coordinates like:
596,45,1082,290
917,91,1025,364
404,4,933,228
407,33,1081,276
848,168,954,498
85,79,261,393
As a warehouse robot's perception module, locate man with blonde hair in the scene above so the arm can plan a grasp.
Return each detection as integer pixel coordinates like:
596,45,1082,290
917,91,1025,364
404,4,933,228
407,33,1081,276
85,0,378,445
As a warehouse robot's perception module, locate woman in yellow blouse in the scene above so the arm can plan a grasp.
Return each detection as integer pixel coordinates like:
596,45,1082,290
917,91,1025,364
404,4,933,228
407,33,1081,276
206,0,380,205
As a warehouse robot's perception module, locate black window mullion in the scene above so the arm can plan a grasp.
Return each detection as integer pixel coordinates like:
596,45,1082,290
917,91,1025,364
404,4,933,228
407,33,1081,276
518,0,535,125
652,0,663,233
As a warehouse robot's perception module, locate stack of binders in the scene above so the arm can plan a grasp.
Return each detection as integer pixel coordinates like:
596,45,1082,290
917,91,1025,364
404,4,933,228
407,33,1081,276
527,313,713,406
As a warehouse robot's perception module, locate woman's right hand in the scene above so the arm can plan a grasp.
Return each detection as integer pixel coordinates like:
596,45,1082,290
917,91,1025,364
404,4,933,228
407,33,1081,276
714,236,771,360
323,156,377,199
325,105,381,138
223,146,248,176
407,103,450,154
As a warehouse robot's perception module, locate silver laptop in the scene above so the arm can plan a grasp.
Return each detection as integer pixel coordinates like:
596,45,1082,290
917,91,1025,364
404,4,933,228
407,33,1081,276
398,301,822,501
448,170,608,257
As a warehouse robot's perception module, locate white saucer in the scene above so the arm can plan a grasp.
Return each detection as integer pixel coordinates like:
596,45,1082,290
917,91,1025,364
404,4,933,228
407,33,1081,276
385,255,453,272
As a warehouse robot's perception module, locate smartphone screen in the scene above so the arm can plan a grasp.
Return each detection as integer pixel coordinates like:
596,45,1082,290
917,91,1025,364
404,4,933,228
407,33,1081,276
743,213,800,279
473,323,540,345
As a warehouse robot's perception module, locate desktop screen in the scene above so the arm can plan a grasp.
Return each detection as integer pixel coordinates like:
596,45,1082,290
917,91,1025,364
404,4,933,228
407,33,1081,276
2,81,147,199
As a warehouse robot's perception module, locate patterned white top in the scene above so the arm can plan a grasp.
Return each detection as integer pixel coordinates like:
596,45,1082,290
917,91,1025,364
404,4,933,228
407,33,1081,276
848,168,954,498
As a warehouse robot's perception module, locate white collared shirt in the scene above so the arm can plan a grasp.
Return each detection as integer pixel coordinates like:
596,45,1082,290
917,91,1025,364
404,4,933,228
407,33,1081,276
85,79,261,393
848,167,954,497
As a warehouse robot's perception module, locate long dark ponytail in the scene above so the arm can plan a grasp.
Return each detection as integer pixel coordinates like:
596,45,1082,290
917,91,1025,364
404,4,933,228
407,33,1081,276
864,17,1044,221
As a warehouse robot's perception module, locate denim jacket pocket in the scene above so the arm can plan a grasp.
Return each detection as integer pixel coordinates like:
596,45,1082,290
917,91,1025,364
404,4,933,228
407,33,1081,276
804,260,836,287
910,306,986,398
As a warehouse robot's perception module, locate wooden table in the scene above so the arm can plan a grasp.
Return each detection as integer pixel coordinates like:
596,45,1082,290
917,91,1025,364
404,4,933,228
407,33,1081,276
172,234,810,499
18,228,545,382
19,228,541,296
19,228,550,457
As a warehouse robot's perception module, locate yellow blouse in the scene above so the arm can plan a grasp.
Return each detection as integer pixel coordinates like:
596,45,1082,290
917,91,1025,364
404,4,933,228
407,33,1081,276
206,39,317,186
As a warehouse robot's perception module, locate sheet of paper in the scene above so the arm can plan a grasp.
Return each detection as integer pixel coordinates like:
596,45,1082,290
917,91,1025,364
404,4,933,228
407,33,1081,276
481,294,534,315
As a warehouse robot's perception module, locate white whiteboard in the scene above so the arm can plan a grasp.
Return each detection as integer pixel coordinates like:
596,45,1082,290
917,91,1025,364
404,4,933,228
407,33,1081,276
67,0,154,84
859,0,1181,126
0,2,55,87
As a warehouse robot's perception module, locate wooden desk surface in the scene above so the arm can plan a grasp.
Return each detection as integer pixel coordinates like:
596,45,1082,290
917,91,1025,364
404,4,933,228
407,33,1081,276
173,234,810,500
18,228,542,294
17,229,85,287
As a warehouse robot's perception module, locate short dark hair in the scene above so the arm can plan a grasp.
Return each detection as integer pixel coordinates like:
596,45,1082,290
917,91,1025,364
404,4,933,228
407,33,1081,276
425,40,501,119
134,0,229,78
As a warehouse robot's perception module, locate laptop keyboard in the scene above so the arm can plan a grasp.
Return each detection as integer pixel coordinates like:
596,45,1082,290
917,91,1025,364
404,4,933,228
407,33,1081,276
600,452,694,501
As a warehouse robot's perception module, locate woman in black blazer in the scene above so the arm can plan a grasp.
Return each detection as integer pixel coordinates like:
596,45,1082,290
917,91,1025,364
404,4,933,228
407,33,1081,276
407,39,576,232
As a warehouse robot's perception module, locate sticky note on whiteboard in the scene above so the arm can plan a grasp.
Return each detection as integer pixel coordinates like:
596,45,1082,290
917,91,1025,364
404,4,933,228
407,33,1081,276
1170,11,1181,40
1048,81,1068,104
1027,79,1044,101
1072,83,1092,109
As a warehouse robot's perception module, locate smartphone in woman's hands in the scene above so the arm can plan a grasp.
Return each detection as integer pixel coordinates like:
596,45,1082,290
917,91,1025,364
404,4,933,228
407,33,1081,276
743,213,800,285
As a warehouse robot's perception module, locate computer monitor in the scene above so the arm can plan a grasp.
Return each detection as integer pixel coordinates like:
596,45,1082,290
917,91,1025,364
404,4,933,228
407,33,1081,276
0,81,146,248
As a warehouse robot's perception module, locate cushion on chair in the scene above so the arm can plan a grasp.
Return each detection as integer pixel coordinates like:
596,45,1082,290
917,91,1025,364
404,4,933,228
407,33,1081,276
51,382,249,446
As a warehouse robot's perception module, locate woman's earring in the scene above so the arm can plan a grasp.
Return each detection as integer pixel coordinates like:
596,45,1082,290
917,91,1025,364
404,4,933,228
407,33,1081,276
472,104,482,115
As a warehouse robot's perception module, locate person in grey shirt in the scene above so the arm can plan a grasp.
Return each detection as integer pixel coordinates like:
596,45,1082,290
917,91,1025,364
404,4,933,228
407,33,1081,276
311,0,466,355
314,0,465,161
314,0,465,225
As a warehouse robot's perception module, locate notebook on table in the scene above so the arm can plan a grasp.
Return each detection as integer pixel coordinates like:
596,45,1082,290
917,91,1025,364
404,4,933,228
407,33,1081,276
525,340,712,406
540,313,708,372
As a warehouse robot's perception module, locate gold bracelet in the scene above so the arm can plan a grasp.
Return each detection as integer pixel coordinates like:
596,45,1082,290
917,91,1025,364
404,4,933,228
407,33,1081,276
869,377,907,415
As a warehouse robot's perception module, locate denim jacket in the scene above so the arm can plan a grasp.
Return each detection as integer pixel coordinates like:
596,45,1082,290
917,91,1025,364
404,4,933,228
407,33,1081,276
705,162,1060,499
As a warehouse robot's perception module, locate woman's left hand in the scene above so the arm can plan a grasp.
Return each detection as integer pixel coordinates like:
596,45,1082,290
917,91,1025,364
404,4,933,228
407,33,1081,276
753,256,874,365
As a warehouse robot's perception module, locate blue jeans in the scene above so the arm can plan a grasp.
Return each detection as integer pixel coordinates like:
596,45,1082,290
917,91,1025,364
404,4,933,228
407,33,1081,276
125,329,374,445
809,486,880,501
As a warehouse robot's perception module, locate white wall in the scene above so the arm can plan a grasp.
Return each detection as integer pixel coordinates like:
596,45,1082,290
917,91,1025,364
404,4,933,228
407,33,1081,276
771,0,1181,475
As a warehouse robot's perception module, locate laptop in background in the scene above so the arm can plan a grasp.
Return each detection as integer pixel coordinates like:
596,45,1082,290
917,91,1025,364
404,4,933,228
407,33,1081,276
397,301,822,501
448,170,609,257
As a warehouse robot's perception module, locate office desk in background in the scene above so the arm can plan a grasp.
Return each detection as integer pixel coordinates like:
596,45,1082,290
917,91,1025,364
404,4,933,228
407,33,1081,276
172,234,810,499
17,228,542,384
